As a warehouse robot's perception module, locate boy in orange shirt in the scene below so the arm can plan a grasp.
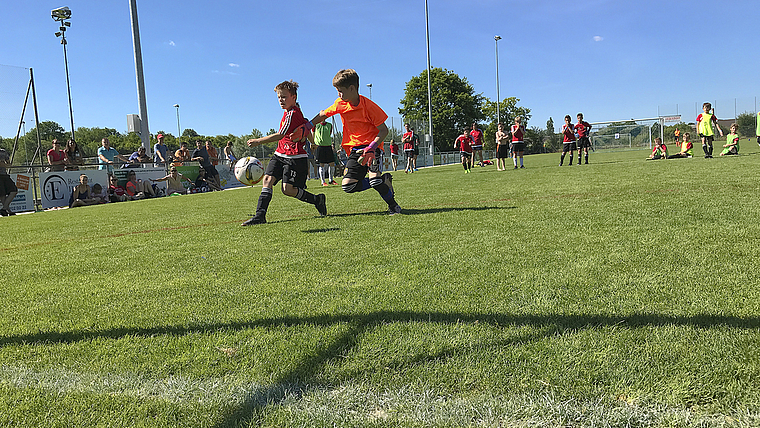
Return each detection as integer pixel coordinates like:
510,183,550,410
305,69,401,215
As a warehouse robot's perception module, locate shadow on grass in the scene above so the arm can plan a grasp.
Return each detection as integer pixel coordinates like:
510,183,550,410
2,311,758,426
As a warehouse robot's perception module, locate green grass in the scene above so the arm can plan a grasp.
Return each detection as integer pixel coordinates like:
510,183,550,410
2,145,760,427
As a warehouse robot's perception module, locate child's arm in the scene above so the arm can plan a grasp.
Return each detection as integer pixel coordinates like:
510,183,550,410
247,132,283,148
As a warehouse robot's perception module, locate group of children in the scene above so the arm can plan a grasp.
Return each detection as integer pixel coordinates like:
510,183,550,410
559,113,593,166
242,69,401,226
456,118,525,173
648,102,741,160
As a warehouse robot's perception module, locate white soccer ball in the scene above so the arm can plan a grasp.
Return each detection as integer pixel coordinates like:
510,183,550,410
234,157,264,186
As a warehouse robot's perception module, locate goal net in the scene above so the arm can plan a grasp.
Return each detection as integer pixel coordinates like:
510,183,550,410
589,119,659,151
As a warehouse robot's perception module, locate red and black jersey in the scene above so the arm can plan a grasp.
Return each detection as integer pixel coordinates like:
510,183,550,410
562,124,576,142
390,142,399,155
276,105,308,158
470,129,483,146
511,124,525,142
456,134,473,153
574,121,591,138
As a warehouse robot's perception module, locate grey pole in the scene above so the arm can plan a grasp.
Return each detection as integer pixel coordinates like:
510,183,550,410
425,0,434,162
174,104,181,141
129,0,150,153
495,35,501,125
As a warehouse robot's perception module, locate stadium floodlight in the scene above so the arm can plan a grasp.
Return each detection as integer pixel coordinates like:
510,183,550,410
51,7,71,21
52,6,75,141
366,83,372,100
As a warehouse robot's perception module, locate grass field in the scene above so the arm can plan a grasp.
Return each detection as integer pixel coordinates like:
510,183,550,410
2,143,760,427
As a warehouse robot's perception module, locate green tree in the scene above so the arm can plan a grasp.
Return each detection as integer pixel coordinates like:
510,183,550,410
399,68,485,151
736,111,756,138
74,127,120,157
544,117,560,153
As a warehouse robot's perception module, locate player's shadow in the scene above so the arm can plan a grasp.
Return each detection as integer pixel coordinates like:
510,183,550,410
1,311,759,427
327,205,516,218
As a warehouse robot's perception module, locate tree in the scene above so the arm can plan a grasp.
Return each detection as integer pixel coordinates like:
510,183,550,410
736,111,756,138
399,68,485,151
182,128,199,138
544,117,560,153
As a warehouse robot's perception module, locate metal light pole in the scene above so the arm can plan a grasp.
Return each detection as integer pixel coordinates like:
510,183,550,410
494,35,502,125
52,7,75,142
424,0,434,158
366,83,372,100
174,104,181,141
129,0,150,152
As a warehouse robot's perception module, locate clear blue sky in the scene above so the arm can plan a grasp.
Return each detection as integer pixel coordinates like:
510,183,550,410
2,0,759,140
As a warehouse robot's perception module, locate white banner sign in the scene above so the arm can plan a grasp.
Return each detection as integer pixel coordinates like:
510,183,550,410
9,173,35,213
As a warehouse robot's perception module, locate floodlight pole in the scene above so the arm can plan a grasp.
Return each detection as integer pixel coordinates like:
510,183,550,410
425,0,434,158
494,35,502,125
53,14,76,142
129,0,151,153
174,104,181,141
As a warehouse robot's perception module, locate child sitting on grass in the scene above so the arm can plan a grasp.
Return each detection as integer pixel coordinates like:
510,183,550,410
719,123,740,156
646,138,667,160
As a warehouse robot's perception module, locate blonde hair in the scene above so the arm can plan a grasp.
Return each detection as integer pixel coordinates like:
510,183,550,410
332,69,359,89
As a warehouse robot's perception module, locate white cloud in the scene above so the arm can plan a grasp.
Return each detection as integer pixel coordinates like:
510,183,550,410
229,63,240,68
593,36,604,42
169,40,176,46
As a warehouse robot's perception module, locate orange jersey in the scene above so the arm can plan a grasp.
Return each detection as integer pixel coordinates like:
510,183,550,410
322,95,388,154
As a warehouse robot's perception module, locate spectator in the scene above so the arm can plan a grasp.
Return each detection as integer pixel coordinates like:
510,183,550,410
0,147,17,216
151,166,192,195
205,140,219,166
191,140,222,191
153,133,169,167
108,175,128,202
125,170,155,199
173,142,191,166
224,141,238,172
128,146,152,167
90,183,109,204
47,139,67,172
64,139,84,171
193,167,211,193
70,174,99,207
98,138,130,173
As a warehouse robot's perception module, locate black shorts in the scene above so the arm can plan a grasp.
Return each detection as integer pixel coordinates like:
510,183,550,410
511,142,525,153
344,147,382,181
0,174,17,197
404,149,414,158
391,153,399,159
413,148,419,156
577,136,591,149
472,145,483,151
497,145,509,159
315,145,334,164
264,155,308,189
460,151,472,159
562,142,578,153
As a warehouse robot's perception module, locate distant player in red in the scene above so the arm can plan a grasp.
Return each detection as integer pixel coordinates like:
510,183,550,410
510,116,526,169
243,80,327,225
575,113,592,164
559,115,576,166
402,123,418,173
389,139,399,171
455,128,474,173
470,123,484,166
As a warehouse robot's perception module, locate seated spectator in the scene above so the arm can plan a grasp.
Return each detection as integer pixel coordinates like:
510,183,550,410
47,139,67,171
91,183,109,204
108,175,128,202
173,142,191,166
151,166,192,195
128,146,152,167
224,141,237,172
70,174,99,207
193,167,211,193
64,139,84,171
667,132,694,159
125,170,156,199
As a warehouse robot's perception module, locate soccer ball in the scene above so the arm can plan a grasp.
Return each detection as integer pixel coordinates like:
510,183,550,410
234,157,264,186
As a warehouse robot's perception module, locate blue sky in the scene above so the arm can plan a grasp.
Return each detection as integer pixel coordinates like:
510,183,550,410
2,0,759,140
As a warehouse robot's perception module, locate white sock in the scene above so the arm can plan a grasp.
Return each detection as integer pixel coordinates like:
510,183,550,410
328,165,334,182
318,166,325,184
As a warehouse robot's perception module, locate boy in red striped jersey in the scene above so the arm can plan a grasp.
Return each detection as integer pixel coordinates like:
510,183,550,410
511,116,526,169
455,128,474,173
243,80,327,225
559,115,576,166
575,113,592,164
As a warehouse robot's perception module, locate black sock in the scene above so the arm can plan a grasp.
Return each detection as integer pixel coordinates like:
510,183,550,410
370,176,397,207
256,187,273,218
295,188,317,205
560,153,565,165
